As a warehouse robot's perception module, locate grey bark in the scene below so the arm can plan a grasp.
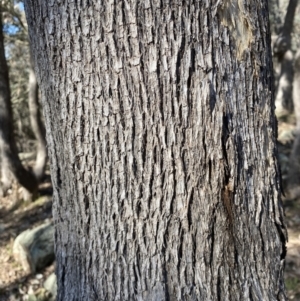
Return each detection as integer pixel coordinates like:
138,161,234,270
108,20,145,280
0,9,38,194
25,1,287,300
28,56,47,181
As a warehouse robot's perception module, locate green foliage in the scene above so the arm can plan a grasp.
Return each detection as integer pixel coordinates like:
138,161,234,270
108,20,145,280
285,276,300,290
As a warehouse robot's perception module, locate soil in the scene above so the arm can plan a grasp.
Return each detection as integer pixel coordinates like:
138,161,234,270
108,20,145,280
0,175,54,301
0,120,300,300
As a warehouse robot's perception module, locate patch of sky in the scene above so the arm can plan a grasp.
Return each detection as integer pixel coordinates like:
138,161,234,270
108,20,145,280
3,23,19,35
17,2,24,11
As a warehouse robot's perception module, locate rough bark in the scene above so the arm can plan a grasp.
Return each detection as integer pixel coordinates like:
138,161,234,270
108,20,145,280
288,49,300,197
25,1,287,300
0,9,38,194
29,56,47,181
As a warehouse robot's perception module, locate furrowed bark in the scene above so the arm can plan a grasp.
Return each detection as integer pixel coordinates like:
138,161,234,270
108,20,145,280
25,1,287,300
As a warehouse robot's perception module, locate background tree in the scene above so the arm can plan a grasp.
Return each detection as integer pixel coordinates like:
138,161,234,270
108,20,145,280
25,1,287,300
0,1,47,196
28,55,47,181
0,6,37,195
5,0,47,180
268,0,300,198
269,0,281,35
269,0,299,116
288,50,300,196
272,0,299,116
273,0,299,55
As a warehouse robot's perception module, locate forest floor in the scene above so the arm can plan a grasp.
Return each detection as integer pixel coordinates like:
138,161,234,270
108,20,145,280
0,175,54,301
277,117,300,300
0,120,300,300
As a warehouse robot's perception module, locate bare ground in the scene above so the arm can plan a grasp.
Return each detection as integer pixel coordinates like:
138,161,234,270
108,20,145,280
0,178,54,301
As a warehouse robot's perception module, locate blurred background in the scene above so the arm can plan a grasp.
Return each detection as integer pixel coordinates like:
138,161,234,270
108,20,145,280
0,0,300,300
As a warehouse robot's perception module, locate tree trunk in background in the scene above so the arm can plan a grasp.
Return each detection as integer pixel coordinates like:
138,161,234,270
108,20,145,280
0,9,38,195
25,1,287,300
29,56,47,181
276,0,299,51
268,0,281,35
274,50,294,115
273,0,299,116
288,49,300,197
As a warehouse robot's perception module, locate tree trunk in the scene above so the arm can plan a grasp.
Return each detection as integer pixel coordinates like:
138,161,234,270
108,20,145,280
28,56,47,181
288,49,300,197
273,0,299,115
25,1,287,300
273,0,299,55
274,50,294,116
0,9,38,195
268,0,281,35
